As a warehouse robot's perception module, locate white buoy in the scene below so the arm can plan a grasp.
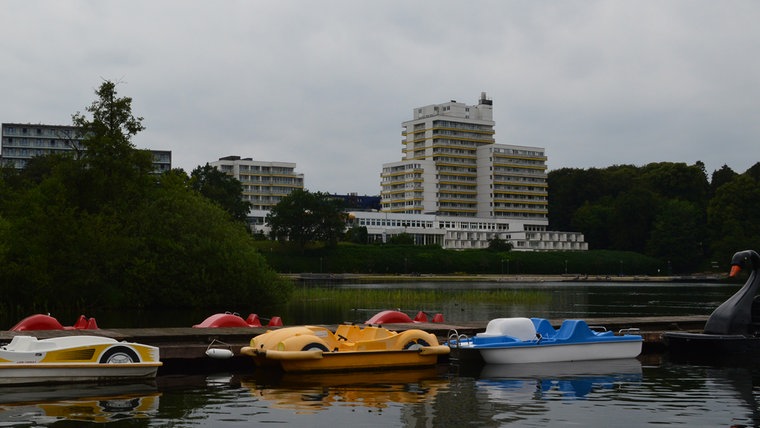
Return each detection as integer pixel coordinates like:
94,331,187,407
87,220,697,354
205,348,234,359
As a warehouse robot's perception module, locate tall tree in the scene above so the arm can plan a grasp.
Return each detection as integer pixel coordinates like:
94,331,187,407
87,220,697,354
189,164,252,222
70,80,153,211
707,174,760,263
266,189,347,249
646,199,703,273
709,165,738,198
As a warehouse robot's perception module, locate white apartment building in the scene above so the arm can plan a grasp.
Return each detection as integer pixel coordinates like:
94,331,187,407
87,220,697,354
377,93,586,251
211,155,304,211
347,211,586,251
1,122,172,173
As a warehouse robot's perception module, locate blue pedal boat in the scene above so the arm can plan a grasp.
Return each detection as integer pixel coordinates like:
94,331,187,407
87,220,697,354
449,317,642,364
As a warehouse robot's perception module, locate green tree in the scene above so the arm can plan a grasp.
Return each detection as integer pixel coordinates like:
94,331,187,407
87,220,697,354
707,174,760,263
345,225,369,244
70,80,154,212
646,199,703,273
189,163,252,222
487,237,513,252
387,233,415,245
125,179,291,308
0,80,291,311
572,200,613,249
745,162,760,183
710,164,738,197
638,162,708,205
608,188,658,252
266,189,347,249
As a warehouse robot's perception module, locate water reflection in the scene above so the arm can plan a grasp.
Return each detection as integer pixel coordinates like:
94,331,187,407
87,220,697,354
477,359,643,399
238,368,446,414
0,382,159,425
4,361,760,426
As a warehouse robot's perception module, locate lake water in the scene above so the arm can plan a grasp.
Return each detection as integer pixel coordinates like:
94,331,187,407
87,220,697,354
1,281,753,427
2,359,759,427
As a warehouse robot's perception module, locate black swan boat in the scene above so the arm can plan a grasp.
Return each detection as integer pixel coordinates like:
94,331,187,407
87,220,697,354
663,249,760,362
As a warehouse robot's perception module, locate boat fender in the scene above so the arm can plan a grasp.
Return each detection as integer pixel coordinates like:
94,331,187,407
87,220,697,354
206,348,235,359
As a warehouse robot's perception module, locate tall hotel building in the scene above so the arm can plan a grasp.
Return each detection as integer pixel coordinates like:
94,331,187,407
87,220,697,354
381,92,547,219
350,93,586,251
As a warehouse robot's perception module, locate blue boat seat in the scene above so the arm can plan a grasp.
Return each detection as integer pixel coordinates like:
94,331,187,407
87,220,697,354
531,318,557,339
477,317,537,341
555,320,596,341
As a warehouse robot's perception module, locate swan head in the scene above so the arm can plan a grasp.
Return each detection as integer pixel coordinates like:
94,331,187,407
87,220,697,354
729,250,760,277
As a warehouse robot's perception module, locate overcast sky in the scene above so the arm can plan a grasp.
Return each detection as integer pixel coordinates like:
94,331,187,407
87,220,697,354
3,1,758,195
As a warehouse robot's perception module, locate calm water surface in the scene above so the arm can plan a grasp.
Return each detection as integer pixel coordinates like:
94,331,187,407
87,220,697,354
2,360,759,427
1,281,753,427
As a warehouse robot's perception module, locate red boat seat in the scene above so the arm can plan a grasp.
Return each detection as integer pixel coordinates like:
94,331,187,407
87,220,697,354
245,314,262,327
86,317,99,329
73,315,88,329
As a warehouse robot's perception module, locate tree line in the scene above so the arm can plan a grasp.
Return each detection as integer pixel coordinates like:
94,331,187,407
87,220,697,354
548,161,760,273
0,81,291,313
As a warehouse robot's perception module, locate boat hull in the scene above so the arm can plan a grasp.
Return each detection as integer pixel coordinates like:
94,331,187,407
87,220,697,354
244,346,448,373
280,350,440,372
0,363,161,385
0,335,162,385
475,341,642,364
242,324,449,373
663,331,760,364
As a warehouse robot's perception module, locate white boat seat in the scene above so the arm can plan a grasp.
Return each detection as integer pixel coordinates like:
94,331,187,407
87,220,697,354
5,335,56,352
477,317,537,341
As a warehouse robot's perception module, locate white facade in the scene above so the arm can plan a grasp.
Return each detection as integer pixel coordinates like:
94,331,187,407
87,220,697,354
376,93,586,251
347,211,587,251
211,155,304,211
380,93,548,220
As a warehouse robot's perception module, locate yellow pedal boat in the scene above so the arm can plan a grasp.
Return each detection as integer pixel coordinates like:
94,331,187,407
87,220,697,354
0,335,162,385
240,324,449,372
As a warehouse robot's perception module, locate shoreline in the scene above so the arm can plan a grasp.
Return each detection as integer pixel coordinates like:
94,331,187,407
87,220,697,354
283,273,727,283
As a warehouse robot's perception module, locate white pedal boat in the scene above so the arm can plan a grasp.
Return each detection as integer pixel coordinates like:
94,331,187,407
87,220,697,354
450,317,642,364
0,335,162,385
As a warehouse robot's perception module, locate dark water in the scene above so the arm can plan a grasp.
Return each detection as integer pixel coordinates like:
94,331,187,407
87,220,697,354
2,360,759,427
1,281,752,427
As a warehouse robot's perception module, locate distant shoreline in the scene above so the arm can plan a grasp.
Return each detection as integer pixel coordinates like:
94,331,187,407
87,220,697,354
283,273,727,283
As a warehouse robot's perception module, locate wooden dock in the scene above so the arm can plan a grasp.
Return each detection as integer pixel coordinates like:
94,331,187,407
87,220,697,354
0,316,707,372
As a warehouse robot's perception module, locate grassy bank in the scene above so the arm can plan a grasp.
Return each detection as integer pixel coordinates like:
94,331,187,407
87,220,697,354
254,242,666,276
292,286,550,307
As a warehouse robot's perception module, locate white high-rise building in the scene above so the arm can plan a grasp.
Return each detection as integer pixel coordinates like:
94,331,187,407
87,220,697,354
381,92,547,220
371,93,585,251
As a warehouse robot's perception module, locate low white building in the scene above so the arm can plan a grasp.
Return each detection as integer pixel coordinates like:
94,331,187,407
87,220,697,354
248,209,586,251
347,211,587,251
